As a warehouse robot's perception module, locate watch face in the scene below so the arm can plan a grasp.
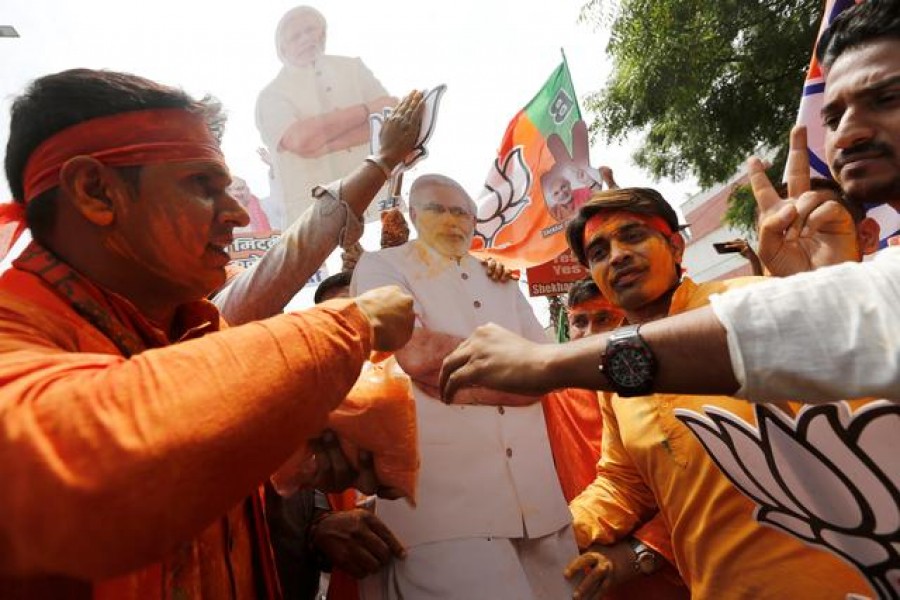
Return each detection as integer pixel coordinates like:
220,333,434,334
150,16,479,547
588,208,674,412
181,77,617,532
607,345,654,389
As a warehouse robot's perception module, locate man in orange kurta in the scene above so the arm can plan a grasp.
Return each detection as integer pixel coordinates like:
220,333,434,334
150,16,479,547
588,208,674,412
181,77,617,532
0,68,415,599
543,279,686,600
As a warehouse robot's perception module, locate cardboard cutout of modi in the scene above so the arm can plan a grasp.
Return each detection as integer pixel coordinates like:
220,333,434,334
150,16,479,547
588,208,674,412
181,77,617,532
256,6,397,227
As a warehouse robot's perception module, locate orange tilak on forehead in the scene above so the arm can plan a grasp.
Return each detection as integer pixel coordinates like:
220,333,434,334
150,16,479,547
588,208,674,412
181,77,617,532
582,210,673,249
22,108,225,203
570,297,619,313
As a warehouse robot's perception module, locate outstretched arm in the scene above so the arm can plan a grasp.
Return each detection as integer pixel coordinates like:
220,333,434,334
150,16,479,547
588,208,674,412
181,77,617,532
0,282,413,580
439,307,736,403
397,327,542,405
441,249,900,404
213,91,425,324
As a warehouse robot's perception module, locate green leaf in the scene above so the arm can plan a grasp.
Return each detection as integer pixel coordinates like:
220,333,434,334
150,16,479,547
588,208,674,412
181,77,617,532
583,0,819,186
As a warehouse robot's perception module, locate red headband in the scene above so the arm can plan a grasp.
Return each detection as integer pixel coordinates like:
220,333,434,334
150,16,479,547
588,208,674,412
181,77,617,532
583,210,674,249
570,296,621,313
22,108,225,203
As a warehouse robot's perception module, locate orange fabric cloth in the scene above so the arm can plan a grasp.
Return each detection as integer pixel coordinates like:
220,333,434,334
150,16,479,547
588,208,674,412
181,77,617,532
543,388,604,503
271,358,419,503
543,388,686,599
569,277,875,598
329,357,418,504
0,243,372,598
0,202,27,261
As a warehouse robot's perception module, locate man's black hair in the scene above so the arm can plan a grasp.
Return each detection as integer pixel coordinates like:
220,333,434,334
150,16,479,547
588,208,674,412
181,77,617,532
816,0,900,68
314,271,353,304
566,278,601,309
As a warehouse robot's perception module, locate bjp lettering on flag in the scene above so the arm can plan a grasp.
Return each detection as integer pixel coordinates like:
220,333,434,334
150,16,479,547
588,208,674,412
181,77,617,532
795,0,900,244
470,59,604,269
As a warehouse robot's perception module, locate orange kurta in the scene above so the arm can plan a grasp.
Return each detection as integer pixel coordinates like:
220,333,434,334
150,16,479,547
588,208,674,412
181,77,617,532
544,388,687,599
569,277,875,599
0,243,371,598
543,388,605,504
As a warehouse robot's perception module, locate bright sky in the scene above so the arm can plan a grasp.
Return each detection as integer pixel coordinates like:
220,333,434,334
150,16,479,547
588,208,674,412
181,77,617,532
1,0,698,321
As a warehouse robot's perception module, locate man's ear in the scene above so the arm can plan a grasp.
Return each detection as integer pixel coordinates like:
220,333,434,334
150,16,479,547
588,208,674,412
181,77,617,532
856,217,881,256
58,157,128,227
668,231,686,263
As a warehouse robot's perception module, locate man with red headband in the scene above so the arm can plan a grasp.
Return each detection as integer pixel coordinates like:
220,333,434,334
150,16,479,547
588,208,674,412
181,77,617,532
564,278,624,341
543,279,623,507
0,68,415,598
541,280,687,600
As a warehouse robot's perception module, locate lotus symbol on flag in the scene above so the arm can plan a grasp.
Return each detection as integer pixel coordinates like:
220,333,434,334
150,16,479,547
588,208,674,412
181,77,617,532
474,146,532,248
369,84,447,174
676,401,900,599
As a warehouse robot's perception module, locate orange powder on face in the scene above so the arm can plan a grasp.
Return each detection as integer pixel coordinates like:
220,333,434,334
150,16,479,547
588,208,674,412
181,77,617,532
582,210,672,250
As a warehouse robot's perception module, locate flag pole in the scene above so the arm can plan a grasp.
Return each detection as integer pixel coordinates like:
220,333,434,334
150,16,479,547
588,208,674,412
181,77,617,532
559,47,575,95
560,47,569,67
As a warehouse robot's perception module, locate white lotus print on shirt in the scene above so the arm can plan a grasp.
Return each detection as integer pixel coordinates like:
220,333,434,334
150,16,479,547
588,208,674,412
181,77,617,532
676,401,899,600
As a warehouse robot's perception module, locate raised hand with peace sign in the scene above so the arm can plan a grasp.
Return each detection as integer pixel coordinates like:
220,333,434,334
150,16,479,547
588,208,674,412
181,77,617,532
749,125,860,276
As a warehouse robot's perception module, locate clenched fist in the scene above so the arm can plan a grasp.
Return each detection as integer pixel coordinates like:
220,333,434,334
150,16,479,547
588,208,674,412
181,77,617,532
355,285,415,352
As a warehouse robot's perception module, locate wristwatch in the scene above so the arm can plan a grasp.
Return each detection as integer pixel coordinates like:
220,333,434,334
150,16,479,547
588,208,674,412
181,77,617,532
599,324,657,397
628,537,659,575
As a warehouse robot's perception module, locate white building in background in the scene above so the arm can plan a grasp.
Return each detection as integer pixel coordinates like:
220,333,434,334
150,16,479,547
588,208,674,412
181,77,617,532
680,167,757,282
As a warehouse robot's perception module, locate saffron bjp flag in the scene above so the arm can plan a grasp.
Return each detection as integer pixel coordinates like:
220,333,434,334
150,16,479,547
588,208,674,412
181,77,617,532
795,0,900,244
470,60,602,269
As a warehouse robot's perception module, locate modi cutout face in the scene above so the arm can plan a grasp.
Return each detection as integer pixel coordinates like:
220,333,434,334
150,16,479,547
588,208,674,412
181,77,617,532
278,7,326,68
410,179,476,260
109,159,249,300
823,37,900,209
583,211,683,312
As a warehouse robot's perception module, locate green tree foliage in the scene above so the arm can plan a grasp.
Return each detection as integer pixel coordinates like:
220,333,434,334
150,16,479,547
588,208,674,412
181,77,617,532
723,150,785,235
724,182,760,237
581,0,820,189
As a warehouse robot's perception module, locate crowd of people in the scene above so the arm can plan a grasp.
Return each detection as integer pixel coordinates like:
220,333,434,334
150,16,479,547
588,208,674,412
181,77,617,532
0,1,897,599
